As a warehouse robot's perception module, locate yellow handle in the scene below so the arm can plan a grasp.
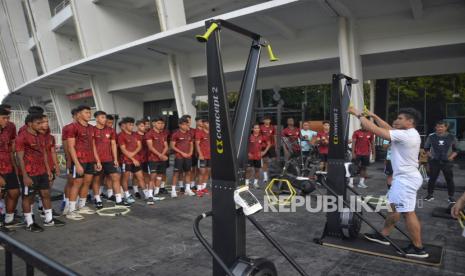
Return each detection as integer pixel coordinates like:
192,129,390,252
195,22,219,43
266,44,278,62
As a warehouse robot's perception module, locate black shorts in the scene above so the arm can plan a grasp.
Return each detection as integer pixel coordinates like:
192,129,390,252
142,162,150,173
121,163,142,173
21,174,49,196
191,156,198,169
302,151,310,158
263,147,276,159
319,153,328,162
356,155,370,167
248,159,262,168
98,162,119,175
72,162,96,178
147,161,166,174
0,172,20,190
174,158,192,172
384,160,393,176
198,159,211,168
165,159,170,168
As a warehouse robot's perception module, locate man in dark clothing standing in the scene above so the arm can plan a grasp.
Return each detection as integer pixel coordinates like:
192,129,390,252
424,120,458,203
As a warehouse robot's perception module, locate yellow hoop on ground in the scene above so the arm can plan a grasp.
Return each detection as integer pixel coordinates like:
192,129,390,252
265,178,296,206
96,206,130,217
459,211,465,229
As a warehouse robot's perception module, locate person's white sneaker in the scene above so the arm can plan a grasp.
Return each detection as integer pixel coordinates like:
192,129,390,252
154,196,165,201
171,191,178,198
357,183,368,188
348,178,354,188
66,211,84,221
77,206,96,215
185,189,195,196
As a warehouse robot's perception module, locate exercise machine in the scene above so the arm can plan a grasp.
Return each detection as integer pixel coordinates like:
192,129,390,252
193,19,309,276
313,74,443,266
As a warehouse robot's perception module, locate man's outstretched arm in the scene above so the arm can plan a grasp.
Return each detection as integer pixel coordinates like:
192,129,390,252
348,107,391,141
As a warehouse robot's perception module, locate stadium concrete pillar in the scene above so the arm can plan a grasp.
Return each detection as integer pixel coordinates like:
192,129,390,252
338,16,364,135
90,75,116,114
50,90,72,128
155,0,196,118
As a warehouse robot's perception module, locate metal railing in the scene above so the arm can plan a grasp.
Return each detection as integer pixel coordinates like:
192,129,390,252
0,231,79,276
53,0,71,16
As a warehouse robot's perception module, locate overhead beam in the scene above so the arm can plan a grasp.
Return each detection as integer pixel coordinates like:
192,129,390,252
409,0,423,19
100,58,142,69
257,15,297,40
322,0,353,18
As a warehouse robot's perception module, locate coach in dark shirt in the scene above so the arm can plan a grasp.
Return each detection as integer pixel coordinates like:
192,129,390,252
424,120,458,203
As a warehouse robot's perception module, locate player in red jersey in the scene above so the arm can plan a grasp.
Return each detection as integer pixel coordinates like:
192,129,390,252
91,111,128,208
60,108,78,214
350,125,375,188
170,117,194,197
260,116,276,184
17,106,45,136
66,106,100,220
118,117,145,204
0,108,21,230
16,113,65,232
102,114,116,199
145,117,169,204
159,121,170,194
195,119,210,196
180,114,198,192
247,123,270,188
316,121,330,171
134,120,149,200
282,117,300,160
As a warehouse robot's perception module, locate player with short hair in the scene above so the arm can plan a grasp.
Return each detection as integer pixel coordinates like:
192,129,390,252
316,121,330,171
260,116,276,185
134,120,149,199
195,119,210,196
247,123,271,189
349,124,375,188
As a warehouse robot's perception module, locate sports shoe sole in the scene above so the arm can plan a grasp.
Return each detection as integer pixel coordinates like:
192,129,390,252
66,215,84,221
364,234,390,245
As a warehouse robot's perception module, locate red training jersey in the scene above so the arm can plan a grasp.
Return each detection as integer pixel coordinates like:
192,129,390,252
248,134,268,160
144,129,167,162
39,132,56,170
17,125,27,136
135,132,147,163
195,129,210,160
353,129,374,156
171,129,192,159
15,130,47,176
260,124,276,146
317,131,329,154
0,125,14,174
68,122,95,163
282,127,300,142
61,123,74,142
94,126,116,163
117,131,139,164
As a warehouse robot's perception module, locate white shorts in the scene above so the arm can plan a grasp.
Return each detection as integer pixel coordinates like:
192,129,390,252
387,174,422,213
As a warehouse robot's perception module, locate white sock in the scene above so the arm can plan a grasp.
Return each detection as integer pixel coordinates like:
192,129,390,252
263,171,268,181
171,186,176,192
5,213,14,223
143,189,149,198
69,201,77,212
191,181,195,187
202,183,207,190
44,209,53,222
253,179,258,185
148,189,153,198
94,195,101,203
79,198,86,208
107,189,114,198
245,179,250,185
161,182,165,188
133,186,139,193
64,199,70,209
124,191,131,198
24,213,33,226
115,194,122,203
349,178,354,185
178,181,184,187
360,178,365,185
154,187,160,195
186,184,191,191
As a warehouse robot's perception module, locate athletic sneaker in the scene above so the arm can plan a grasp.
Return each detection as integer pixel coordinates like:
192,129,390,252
0,224,14,233
448,197,456,204
363,232,390,245
153,196,165,201
196,190,205,197
357,183,368,188
43,218,65,227
192,186,197,192
159,188,168,194
94,200,104,209
25,223,44,233
134,192,141,199
100,193,107,200
180,187,185,193
126,195,136,204
116,200,132,207
40,209,61,219
4,218,23,229
424,194,434,201
185,189,195,196
77,206,96,215
147,197,155,205
66,211,84,221
397,243,429,258
171,191,178,198
108,195,116,202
